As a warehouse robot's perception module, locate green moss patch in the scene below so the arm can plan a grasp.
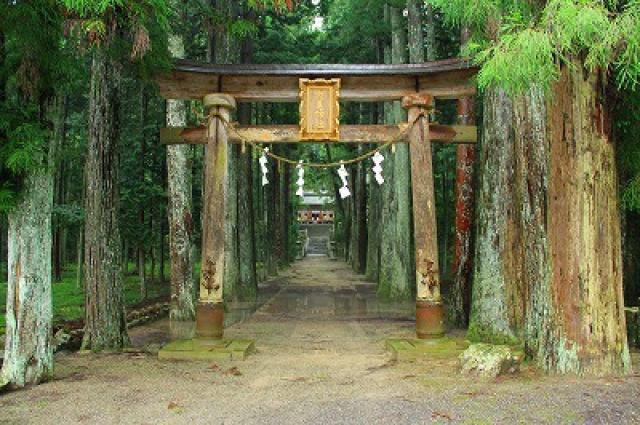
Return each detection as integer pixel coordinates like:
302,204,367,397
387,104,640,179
386,337,470,361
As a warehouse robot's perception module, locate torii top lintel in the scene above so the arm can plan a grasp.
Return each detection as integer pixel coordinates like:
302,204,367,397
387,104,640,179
157,58,477,103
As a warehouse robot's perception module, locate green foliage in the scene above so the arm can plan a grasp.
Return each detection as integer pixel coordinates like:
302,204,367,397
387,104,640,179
0,89,52,212
60,0,127,16
0,263,171,336
617,89,640,211
52,204,84,226
476,29,557,94
431,0,640,93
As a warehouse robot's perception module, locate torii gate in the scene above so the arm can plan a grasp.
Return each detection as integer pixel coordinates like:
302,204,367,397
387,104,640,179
156,58,477,359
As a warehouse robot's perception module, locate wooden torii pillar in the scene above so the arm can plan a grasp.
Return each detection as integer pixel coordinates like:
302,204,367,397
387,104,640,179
403,94,443,338
196,93,235,339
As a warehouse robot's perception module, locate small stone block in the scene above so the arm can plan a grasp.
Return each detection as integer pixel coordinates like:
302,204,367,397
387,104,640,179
228,340,256,360
158,338,255,361
385,337,468,361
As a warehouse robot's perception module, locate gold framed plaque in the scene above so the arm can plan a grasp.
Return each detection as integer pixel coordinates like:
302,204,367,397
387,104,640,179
299,78,340,141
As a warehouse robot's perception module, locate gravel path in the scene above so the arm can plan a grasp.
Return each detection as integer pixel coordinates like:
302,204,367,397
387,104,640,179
1,257,639,424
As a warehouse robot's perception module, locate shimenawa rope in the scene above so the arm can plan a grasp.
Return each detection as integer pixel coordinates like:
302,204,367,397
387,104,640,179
206,112,426,169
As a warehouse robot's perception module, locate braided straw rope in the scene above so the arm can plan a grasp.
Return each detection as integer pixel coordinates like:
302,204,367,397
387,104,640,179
207,112,426,169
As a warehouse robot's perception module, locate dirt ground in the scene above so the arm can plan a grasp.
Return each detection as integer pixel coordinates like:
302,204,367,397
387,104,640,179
1,257,639,425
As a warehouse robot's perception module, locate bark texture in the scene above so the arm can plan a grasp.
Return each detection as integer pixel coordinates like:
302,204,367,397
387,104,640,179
469,87,525,344
236,30,258,299
0,95,60,386
378,7,414,299
166,34,195,320
449,97,476,327
212,0,243,299
533,62,630,375
470,62,630,375
236,103,257,300
377,6,412,300
82,44,128,351
2,172,54,388
350,144,367,274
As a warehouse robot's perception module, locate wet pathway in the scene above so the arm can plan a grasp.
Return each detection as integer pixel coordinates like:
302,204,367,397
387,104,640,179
2,257,640,424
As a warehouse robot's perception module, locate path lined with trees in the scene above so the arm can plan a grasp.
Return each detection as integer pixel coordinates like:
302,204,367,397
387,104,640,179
0,0,639,393
2,255,640,423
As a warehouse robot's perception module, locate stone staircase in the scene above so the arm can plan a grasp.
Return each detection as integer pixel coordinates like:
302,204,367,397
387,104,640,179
307,237,329,256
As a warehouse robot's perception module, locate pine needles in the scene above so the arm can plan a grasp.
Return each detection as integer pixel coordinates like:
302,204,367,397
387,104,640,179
429,0,640,93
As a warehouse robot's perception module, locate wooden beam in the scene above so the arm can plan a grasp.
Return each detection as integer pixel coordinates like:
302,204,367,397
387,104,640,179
175,58,475,76
156,59,477,102
160,124,477,145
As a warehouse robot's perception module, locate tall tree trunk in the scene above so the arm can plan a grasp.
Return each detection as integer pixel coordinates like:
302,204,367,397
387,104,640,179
423,3,437,61
532,61,629,375
76,226,84,288
52,96,68,283
366,37,386,282
0,220,6,283
449,98,475,327
449,26,476,327
213,0,241,300
0,96,61,388
265,147,278,276
366,171,381,280
468,87,525,344
470,60,629,375
237,104,257,299
53,163,64,283
272,150,285,266
277,157,292,266
377,5,412,300
149,215,156,282
236,30,257,300
166,33,195,321
138,85,147,298
407,0,424,61
81,41,128,351
352,143,368,274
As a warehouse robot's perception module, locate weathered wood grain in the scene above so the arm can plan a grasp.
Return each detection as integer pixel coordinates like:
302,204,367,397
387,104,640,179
157,59,477,102
160,124,477,145
404,95,440,302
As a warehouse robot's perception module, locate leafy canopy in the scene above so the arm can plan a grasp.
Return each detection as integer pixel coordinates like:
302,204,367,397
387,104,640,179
430,0,640,93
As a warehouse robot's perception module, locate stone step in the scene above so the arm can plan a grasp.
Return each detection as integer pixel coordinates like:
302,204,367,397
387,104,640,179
307,237,329,255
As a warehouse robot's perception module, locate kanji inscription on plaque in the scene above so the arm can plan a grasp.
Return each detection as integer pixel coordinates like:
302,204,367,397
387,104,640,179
299,78,340,141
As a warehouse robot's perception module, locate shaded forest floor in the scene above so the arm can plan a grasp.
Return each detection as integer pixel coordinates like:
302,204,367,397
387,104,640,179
1,257,639,424
0,264,171,335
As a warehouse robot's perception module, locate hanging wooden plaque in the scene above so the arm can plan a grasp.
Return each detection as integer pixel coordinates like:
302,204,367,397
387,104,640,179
299,78,340,141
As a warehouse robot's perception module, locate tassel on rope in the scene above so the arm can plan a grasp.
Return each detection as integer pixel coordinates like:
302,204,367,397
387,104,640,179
337,162,351,199
372,151,385,185
296,160,305,198
259,147,270,186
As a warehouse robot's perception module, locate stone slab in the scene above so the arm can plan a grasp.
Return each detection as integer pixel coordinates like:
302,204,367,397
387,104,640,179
385,337,469,361
158,338,255,361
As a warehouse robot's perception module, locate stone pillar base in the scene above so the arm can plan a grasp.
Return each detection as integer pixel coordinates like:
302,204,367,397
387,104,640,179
416,300,444,339
196,302,224,339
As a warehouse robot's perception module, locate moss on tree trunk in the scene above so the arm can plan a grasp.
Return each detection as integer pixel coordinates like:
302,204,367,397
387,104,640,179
0,95,62,386
166,34,196,321
470,61,630,375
